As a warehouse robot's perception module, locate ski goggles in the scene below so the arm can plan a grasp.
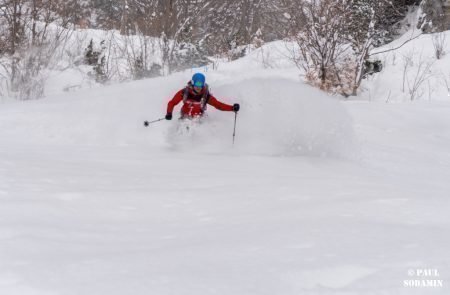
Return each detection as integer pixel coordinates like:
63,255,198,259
193,80,204,88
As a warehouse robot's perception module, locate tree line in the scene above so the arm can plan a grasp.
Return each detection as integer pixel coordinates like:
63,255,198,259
0,0,448,99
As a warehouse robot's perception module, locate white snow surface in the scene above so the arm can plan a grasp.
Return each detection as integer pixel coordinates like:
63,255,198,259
1,32,450,295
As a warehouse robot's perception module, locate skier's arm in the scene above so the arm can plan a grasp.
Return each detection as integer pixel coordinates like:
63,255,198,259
167,90,184,114
207,95,234,111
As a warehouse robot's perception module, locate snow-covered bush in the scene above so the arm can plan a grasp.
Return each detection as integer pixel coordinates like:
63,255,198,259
84,39,101,66
432,31,447,59
402,52,435,100
84,39,108,83
285,0,349,93
0,25,73,100
284,0,395,96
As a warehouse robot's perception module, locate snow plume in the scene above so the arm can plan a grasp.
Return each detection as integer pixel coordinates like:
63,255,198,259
166,78,357,158
1,74,356,159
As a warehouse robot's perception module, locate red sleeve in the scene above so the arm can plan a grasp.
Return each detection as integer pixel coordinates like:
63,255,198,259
207,94,233,112
167,89,184,114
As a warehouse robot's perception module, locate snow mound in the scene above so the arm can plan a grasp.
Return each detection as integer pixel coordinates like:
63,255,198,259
165,78,357,158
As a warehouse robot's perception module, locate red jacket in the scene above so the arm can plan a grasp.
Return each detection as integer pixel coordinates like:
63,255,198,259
167,84,233,118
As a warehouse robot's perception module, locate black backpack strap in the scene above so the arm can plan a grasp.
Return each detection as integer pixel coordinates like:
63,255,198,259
182,84,190,104
201,84,209,111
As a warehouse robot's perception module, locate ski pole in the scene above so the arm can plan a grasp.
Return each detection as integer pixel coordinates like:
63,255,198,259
232,112,238,145
144,118,165,127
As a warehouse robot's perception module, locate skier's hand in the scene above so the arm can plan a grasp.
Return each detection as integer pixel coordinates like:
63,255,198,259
144,121,149,127
165,113,172,120
233,104,240,112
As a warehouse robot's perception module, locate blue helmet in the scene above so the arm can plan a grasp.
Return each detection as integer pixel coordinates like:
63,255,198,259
192,73,206,88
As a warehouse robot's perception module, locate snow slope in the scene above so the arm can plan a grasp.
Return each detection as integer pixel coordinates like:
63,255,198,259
1,34,450,295
363,30,450,102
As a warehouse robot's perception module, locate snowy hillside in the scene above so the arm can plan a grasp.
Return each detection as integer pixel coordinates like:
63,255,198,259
1,30,450,295
363,30,450,102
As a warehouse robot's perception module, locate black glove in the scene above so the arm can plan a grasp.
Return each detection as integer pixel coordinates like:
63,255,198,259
144,121,149,127
165,113,172,120
233,103,240,112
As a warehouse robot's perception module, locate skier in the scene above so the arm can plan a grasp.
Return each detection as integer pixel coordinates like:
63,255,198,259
165,73,240,120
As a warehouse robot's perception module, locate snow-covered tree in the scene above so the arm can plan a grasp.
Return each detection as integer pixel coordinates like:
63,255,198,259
0,0,73,99
56,0,92,28
417,0,447,32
